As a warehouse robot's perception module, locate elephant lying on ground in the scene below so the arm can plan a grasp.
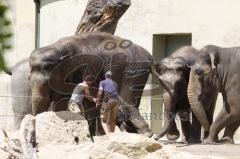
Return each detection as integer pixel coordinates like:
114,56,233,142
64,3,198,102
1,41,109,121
154,46,202,143
188,45,240,144
29,32,160,137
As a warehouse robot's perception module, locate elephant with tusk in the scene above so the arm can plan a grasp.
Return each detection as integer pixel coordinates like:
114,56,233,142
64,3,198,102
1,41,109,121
188,45,240,144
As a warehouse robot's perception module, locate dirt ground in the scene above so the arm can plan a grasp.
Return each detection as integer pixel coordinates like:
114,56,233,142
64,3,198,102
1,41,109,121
158,140,240,159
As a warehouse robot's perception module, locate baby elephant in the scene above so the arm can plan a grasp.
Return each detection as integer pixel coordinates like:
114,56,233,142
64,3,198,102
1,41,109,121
188,45,240,144
154,46,202,143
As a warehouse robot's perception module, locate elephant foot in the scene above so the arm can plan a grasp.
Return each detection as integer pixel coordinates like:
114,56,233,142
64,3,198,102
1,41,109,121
154,133,163,141
187,135,201,143
143,132,153,138
137,126,153,138
166,125,180,141
203,137,219,145
166,132,180,141
219,137,234,144
187,137,201,143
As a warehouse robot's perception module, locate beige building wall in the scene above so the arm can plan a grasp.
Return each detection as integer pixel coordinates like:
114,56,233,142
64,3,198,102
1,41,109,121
1,0,240,139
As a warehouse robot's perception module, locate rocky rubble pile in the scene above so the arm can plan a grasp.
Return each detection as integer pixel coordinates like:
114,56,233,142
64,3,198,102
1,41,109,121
0,111,229,159
35,111,91,146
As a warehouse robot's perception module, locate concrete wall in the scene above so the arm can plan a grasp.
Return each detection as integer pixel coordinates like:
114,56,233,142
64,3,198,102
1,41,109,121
39,0,88,47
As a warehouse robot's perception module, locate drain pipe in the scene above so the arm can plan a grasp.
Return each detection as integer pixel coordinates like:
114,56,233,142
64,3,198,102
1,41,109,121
33,0,40,49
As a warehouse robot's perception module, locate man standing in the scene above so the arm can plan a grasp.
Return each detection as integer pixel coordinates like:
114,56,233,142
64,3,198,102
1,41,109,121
68,75,94,116
97,71,120,134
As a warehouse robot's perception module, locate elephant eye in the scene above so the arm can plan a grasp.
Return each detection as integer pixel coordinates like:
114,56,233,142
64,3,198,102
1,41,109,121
201,54,211,64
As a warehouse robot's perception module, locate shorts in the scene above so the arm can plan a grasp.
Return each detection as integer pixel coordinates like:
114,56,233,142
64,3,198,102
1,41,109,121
101,99,120,124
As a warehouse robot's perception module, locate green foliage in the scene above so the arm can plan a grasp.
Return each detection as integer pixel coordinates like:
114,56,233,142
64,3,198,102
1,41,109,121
0,2,12,71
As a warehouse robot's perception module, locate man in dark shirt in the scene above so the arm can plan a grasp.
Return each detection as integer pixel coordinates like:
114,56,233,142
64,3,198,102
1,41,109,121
97,71,120,133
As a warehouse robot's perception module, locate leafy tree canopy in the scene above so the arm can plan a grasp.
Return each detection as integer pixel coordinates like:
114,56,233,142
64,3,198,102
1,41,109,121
0,1,12,72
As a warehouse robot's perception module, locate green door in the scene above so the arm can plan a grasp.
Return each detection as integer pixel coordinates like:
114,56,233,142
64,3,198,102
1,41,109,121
166,35,192,56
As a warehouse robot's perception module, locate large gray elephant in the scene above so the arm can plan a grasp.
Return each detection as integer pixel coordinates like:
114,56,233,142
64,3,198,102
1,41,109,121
154,46,202,143
5,59,32,131
188,45,240,144
29,32,161,137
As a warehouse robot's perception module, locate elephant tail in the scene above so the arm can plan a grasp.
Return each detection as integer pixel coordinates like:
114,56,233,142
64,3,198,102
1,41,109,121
4,58,29,76
3,67,12,75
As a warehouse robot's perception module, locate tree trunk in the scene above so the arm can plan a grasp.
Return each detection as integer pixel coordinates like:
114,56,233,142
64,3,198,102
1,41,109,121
75,0,131,35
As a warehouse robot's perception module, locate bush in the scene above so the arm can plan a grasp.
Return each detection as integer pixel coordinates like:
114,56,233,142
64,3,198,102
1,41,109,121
0,2,12,71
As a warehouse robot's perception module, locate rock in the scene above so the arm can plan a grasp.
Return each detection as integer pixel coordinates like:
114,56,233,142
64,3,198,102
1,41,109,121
0,149,10,159
35,111,91,146
38,132,162,159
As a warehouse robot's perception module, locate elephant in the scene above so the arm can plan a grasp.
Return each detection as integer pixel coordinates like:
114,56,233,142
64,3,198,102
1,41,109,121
153,46,202,143
188,45,240,144
29,32,160,137
5,58,32,131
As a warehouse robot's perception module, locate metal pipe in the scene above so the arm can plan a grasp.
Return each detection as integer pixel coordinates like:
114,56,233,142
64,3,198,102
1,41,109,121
33,0,40,49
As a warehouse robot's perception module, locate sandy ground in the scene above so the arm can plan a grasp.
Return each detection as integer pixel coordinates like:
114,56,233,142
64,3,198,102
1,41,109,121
158,139,240,159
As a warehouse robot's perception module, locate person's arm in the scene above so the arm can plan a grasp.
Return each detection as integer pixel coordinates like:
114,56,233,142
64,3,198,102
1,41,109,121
84,85,93,101
97,82,104,105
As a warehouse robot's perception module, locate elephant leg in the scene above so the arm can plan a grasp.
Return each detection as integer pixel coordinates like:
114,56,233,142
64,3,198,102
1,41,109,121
116,105,128,132
206,92,240,144
154,92,178,140
205,107,236,144
190,113,202,143
11,62,32,131
52,93,69,112
154,112,177,140
203,103,216,140
178,110,191,142
166,121,180,141
220,120,240,144
203,92,218,140
12,96,32,131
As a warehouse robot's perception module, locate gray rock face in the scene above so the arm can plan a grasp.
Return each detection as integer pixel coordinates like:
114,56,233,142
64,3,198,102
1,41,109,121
35,111,91,146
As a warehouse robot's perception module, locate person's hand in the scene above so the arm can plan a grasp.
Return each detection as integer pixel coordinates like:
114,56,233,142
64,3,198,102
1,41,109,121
96,102,102,108
93,98,97,103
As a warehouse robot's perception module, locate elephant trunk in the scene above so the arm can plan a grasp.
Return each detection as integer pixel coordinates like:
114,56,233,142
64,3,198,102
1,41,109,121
154,91,176,140
187,70,210,132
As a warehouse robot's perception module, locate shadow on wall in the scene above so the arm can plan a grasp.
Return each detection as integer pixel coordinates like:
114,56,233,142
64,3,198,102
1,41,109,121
41,0,65,8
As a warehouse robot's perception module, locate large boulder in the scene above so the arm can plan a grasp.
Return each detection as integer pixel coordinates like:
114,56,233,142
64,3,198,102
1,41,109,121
35,111,91,146
38,132,162,159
